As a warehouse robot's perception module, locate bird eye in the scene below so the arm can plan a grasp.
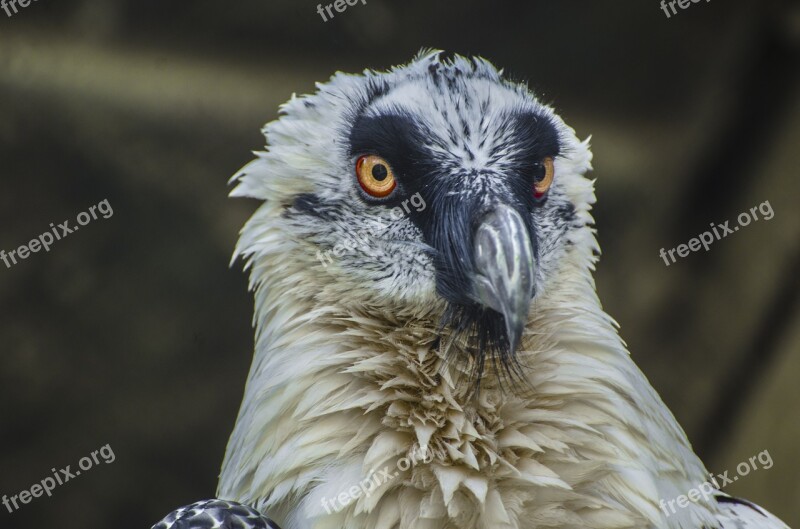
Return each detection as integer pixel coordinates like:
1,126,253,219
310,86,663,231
533,157,555,199
356,155,397,198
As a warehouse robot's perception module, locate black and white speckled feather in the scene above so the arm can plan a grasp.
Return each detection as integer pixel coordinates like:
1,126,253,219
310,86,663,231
151,499,281,529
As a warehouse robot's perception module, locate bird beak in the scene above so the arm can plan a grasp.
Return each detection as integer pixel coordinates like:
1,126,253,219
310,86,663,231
470,205,536,353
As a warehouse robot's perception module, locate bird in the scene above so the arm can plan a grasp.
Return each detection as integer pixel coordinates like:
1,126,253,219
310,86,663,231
151,51,788,529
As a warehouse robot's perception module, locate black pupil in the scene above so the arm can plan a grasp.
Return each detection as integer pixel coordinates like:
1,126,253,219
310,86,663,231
372,164,388,181
532,163,545,182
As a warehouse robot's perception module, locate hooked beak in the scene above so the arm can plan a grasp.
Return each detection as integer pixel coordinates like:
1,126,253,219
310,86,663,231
470,205,536,353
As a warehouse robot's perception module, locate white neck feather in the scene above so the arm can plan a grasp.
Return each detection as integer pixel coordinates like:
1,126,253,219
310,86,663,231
218,199,720,529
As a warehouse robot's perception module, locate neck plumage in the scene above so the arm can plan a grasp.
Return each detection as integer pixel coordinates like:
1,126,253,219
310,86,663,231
218,213,720,529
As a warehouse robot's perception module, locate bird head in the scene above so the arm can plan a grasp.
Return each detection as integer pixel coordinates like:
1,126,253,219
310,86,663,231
231,51,595,388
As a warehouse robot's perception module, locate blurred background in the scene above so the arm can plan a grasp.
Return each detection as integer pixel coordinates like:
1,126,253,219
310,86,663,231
0,0,798,527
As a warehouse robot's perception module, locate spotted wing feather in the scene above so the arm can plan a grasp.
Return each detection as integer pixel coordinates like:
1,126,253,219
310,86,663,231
151,499,282,529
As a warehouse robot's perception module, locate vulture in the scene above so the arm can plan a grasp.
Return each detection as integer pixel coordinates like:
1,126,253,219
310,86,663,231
152,51,788,529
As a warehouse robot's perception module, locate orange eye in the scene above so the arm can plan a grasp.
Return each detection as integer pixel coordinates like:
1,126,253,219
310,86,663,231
534,157,555,198
356,155,396,198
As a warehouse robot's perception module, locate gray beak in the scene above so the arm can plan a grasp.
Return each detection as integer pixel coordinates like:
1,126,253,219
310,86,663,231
470,205,536,353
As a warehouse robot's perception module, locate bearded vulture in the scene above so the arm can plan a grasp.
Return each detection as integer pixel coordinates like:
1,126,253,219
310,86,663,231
152,51,788,529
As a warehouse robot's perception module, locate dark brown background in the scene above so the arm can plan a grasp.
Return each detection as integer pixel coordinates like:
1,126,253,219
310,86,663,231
0,0,798,527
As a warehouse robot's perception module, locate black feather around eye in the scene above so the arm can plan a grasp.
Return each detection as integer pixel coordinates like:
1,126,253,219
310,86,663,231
348,112,428,179
510,111,561,175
